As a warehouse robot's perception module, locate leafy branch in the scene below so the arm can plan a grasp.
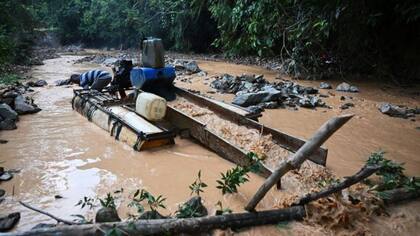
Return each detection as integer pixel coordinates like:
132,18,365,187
189,170,208,196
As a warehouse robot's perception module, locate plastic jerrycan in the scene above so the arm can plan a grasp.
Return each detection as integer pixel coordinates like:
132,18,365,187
135,92,167,121
142,38,165,68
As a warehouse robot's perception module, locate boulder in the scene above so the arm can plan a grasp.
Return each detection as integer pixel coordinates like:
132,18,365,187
184,61,201,73
298,96,324,108
378,103,412,118
0,212,20,232
340,103,355,110
0,97,14,107
336,82,359,93
14,95,41,115
176,196,208,218
34,80,48,87
319,82,332,89
0,120,17,130
0,104,18,121
232,91,270,107
95,207,121,223
2,91,19,98
139,210,166,220
247,105,265,114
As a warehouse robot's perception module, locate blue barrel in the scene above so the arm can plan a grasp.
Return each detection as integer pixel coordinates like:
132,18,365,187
130,67,176,89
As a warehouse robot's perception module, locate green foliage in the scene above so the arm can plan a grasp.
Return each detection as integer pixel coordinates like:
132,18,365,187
76,196,95,209
216,166,249,194
366,151,420,198
189,170,208,196
215,201,232,216
175,202,203,218
128,189,166,214
0,74,24,85
99,193,117,209
216,152,264,195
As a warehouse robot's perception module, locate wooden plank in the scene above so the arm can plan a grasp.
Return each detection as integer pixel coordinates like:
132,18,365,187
175,87,261,120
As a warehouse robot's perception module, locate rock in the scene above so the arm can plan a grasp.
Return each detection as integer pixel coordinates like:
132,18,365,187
139,211,166,220
0,189,5,198
263,101,279,109
26,80,48,87
184,61,201,73
14,95,41,115
0,139,8,144
176,196,208,218
2,91,19,98
336,82,359,93
232,91,270,107
95,207,121,223
55,79,71,86
0,172,13,181
34,80,48,87
303,87,318,94
0,104,18,121
0,97,14,107
240,74,256,83
378,103,412,118
31,223,56,230
319,82,332,89
197,71,207,77
0,120,17,130
0,212,20,232
247,105,265,114
298,96,324,108
340,103,355,110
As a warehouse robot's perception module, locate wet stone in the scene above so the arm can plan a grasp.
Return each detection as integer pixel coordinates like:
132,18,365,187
14,95,41,115
0,139,8,144
0,212,20,232
0,189,5,198
176,196,208,218
0,172,13,181
340,103,355,110
0,104,18,121
95,207,121,223
319,82,332,89
378,103,413,119
336,82,359,93
2,91,19,98
0,120,17,130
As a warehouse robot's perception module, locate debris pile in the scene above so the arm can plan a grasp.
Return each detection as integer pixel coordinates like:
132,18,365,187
378,103,419,119
0,82,43,130
210,74,327,110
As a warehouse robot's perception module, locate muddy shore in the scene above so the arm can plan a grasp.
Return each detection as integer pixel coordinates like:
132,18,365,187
0,50,419,235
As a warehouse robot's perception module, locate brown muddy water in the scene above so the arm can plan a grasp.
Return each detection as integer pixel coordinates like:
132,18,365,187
0,54,419,235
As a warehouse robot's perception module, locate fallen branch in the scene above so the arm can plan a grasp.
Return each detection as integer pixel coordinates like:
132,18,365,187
245,114,354,211
19,201,76,225
7,206,305,236
381,187,420,205
293,164,381,205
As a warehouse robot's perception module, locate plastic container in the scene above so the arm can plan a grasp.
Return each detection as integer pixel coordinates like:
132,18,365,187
142,38,165,68
135,92,167,121
130,67,176,89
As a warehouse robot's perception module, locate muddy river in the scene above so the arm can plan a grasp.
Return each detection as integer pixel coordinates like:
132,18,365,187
0,54,419,235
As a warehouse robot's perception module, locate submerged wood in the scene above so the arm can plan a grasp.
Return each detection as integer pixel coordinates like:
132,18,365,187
381,187,420,204
19,201,76,225
245,114,354,211
293,164,381,205
8,206,305,236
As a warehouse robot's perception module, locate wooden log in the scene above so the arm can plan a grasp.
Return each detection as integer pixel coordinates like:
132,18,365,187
293,164,380,205
381,187,420,205
7,206,305,236
245,114,354,211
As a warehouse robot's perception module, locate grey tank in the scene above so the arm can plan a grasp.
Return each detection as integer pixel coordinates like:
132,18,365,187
142,38,165,68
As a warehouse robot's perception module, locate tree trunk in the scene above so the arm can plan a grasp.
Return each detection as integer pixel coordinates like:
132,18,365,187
7,206,305,236
245,114,354,211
